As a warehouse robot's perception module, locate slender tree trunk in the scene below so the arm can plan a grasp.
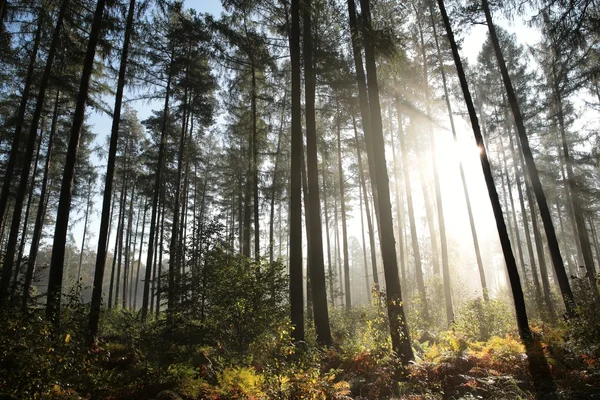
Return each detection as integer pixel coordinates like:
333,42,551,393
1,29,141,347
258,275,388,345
12,127,44,294
435,0,556,393
499,133,530,288
108,183,126,309
0,0,70,308
481,0,574,317
47,0,108,327
387,111,406,289
167,80,189,322
22,90,60,309
394,102,428,320
123,185,135,309
336,101,351,309
289,0,304,343
301,145,313,320
351,115,379,287
418,161,440,276
359,181,370,302
322,160,335,304
133,199,147,310
76,177,94,283
251,63,260,261
430,7,487,300
334,189,343,305
303,0,332,344
360,0,413,363
269,96,285,264
115,179,129,308
129,199,141,308
508,124,552,317
555,198,577,277
141,48,173,322
150,198,160,315
156,197,166,317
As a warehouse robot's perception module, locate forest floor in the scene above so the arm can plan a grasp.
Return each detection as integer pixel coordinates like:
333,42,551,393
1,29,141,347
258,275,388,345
2,298,600,399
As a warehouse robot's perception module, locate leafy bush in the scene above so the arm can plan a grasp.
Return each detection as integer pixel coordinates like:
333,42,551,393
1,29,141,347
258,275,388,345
453,298,516,342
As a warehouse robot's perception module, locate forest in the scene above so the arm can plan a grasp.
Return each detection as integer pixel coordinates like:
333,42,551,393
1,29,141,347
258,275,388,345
0,0,599,398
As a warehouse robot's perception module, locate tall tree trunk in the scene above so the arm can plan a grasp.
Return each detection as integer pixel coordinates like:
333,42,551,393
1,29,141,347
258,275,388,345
303,0,332,344
22,90,60,309
322,160,335,304
133,199,147,309
251,63,260,261
0,0,70,308
167,80,189,323
334,189,343,305
430,7,488,300
359,181,370,302
351,115,379,287
141,47,173,322
435,0,556,393
269,95,285,264
499,133,530,289
76,177,94,283
108,183,126,309
481,0,574,317
508,130,544,312
289,0,304,343
301,145,313,319
123,185,135,309
387,111,406,289
508,124,556,318
336,101,351,310
394,102,428,321
156,197,166,317
129,199,141,308
359,0,413,363
12,127,44,294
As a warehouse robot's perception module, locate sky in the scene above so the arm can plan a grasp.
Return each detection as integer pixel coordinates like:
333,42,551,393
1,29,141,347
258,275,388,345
70,0,544,295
